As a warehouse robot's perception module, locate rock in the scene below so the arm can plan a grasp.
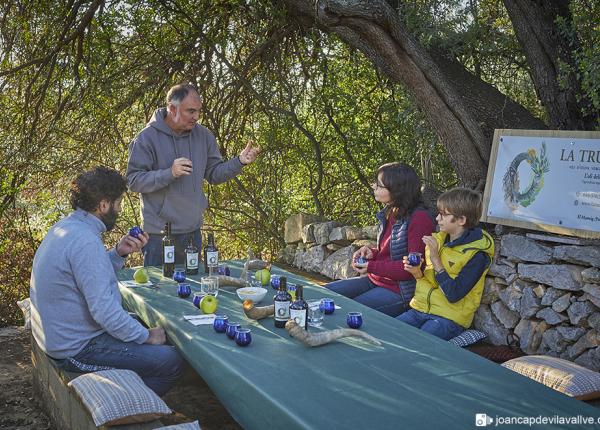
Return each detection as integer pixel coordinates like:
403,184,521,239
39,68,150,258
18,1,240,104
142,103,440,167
574,347,600,371
583,268,600,284
293,248,303,268
566,330,600,359
491,300,520,329
582,293,600,309
538,328,567,354
362,225,379,240
514,319,548,355
551,293,571,313
567,301,597,325
589,313,600,331
495,276,508,286
553,245,600,268
302,223,316,244
498,283,523,312
500,234,553,263
584,283,600,299
277,244,297,265
351,239,377,249
520,286,541,318
320,246,355,280
541,288,565,306
326,243,344,252
329,226,365,246
535,308,568,325
518,264,583,291
556,326,586,342
299,245,327,273
284,213,322,244
481,278,501,305
526,233,593,246
532,285,546,298
313,221,341,245
472,304,510,345
488,262,516,280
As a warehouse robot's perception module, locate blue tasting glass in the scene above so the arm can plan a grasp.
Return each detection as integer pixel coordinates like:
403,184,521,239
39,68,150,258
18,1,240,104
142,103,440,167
213,315,229,333
270,274,281,290
347,312,363,329
226,322,241,340
407,252,422,266
173,269,186,283
192,292,205,308
320,298,335,315
177,283,191,298
235,328,252,347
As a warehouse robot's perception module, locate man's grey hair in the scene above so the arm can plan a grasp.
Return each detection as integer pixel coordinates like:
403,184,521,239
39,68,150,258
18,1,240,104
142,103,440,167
166,84,201,107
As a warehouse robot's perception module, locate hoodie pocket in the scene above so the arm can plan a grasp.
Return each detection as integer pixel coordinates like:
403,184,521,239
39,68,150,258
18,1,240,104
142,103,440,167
158,192,208,233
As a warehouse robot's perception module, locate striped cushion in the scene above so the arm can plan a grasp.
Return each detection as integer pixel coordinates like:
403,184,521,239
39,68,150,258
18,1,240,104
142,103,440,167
502,355,600,400
68,369,171,426
448,329,487,347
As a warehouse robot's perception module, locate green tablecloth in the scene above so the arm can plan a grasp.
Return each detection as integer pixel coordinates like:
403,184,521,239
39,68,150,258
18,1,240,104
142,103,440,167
118,262,600,430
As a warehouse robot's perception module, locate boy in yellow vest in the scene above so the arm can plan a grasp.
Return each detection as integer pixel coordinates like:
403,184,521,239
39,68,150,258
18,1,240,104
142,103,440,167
397,188,494,340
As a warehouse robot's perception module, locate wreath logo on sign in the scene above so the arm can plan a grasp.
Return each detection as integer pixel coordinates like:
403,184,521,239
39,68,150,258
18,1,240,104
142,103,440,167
502,142,550,211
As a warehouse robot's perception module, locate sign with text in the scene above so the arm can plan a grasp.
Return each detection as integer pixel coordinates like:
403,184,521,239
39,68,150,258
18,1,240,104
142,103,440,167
482,129,600,238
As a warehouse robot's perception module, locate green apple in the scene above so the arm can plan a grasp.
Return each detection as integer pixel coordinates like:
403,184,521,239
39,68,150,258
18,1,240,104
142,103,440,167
133,268,149,284
200,295,218,314
254,269,271,286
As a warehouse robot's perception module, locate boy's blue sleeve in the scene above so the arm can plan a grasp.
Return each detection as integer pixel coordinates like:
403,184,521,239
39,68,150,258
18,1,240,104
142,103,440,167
435,252,491,303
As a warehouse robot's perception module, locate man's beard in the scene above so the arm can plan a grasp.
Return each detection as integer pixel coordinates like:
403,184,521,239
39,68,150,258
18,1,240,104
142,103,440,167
100,205,119,231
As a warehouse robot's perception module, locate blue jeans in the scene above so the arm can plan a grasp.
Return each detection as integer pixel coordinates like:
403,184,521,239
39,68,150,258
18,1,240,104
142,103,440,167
326,276,408,317
143,229,202,267
397,309,464,340
57,332,184,396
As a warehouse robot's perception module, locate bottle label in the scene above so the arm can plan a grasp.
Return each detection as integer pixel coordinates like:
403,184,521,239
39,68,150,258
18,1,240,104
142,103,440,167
290,308,307,328
186,252,198,269
206,251,218,267
274,301,290,321
164,246,175,263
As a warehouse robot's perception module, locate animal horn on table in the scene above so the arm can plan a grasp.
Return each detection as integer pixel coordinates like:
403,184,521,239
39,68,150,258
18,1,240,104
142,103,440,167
243,299,274,320
212,275,247,288
285,320,382,347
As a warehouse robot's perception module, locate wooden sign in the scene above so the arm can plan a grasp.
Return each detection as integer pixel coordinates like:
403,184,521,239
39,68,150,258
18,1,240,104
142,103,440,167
482,129,600,239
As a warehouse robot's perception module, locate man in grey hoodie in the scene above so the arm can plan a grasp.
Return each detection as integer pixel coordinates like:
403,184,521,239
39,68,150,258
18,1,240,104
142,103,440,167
126,84,260,266
30,167,182,396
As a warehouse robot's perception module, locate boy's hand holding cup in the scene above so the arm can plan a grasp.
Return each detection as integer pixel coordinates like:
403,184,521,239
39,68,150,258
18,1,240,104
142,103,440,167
403,255,423,279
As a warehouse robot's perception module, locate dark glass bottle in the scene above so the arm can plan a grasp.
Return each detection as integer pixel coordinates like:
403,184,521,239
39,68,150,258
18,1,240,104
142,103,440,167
185,235,199,275
203,232,218,274
273,277,292,328
289,285,308,330
162,222,175,278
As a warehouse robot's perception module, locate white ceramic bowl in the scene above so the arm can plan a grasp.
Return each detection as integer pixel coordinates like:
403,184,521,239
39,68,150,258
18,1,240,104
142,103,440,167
236,287,268,303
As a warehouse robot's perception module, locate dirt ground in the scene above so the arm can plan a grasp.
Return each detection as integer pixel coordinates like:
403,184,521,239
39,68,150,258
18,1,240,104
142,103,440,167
0,326,242,430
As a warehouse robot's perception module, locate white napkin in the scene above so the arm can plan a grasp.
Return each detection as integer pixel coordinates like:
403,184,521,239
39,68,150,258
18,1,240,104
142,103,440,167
183,314,216,326
119,280,153,288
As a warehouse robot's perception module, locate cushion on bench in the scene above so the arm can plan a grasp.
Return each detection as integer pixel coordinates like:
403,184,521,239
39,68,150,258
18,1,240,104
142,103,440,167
501,355,600,400
157,421,201,430
448,329,487,347
68,369,172,426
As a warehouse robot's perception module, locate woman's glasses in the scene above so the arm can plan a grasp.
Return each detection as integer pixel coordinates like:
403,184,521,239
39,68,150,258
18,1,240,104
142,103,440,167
371,181,387,190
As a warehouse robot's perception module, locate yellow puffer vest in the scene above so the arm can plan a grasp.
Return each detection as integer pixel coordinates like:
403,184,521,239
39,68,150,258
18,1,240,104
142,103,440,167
410,229,494,328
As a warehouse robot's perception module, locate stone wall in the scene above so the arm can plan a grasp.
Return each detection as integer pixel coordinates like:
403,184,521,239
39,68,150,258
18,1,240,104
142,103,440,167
278,213,600,371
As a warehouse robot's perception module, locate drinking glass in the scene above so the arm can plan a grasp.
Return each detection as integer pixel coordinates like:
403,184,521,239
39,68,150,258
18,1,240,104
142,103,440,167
173,269,186,283
235,328,252,347
226,322,241,340
407,252,422,266
177,283,191,298
201,276,219,297
347,312,363,329
307,300,324,327
270,274,281,290
213,315,229,333
320,298,335,315
192,292,206,308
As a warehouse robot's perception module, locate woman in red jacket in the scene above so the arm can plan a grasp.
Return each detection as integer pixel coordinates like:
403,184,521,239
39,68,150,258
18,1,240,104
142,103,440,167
326,162,434,317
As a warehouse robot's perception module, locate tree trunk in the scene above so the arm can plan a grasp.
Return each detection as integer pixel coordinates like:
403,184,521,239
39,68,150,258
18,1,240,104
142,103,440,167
503,0,595,131
279,0,547,188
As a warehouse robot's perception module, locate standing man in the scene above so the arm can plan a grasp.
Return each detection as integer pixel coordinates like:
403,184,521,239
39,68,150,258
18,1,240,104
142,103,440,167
126,83,260,266
30,167,183,396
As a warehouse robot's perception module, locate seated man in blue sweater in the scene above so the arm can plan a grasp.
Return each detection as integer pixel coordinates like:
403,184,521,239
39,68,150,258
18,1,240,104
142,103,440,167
30,167,182,396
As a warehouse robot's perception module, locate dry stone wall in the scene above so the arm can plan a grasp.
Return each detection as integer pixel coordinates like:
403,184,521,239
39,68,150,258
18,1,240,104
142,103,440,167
278,213,600,371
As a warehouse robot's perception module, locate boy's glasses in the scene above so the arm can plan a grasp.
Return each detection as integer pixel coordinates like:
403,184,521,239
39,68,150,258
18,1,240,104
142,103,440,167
437,211,454,218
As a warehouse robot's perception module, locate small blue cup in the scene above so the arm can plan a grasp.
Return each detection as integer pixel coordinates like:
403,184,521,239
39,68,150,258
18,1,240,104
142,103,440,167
320,298,335,315
226,322,241,340
347,312,363,329
173,269,186,283
407,252,422,266
192,292,206,308
217,265,231,276
355,256,367,265
270,274,281,290
128,226,144,238
213,315,229,333
177,283,191,298
235,328,252,346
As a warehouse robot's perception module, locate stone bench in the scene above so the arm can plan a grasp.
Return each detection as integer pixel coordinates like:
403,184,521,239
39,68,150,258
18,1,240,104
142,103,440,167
31,335,165,430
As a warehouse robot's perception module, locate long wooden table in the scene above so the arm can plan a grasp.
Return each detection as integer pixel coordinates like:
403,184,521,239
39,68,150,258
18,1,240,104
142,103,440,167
118,262,600,430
